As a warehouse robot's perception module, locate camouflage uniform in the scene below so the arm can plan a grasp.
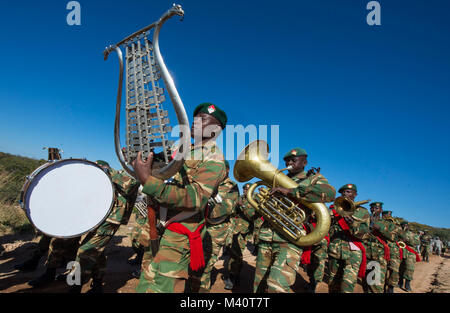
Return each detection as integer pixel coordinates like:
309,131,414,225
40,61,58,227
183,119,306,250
254,170,335,293
46,237,80,269
190,176,239,292
136,140,226,293
362,217,395,293
223,194,255,287
399,230,420,283
384,218,402,291
75,169,140,285
129,207,149,253
327,206,370,293
420,234,432,262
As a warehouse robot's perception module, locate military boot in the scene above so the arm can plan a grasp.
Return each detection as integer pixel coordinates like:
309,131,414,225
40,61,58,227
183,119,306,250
404,280,412,292
224,278,234,290
87,278,104,293
28,268,56,287
307,278,317,293
386,285,394,293
15,253,42,272
398,278,404,289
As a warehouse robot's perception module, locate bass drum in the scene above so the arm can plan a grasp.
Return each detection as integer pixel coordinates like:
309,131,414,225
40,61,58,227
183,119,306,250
20,159,115,238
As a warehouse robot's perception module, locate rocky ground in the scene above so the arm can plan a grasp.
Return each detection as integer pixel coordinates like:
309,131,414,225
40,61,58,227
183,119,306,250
1,219,449,293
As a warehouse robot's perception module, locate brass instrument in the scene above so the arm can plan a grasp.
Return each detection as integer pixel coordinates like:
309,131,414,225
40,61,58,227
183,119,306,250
398,241,406,249
333,196,371,217
233,140,331,247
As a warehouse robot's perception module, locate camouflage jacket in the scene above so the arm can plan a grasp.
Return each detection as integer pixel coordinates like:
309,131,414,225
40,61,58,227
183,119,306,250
420,234,432,247
142,139,226,232
230,195,255,235
259,170,335,243
328,205,370,259
206,177,239,223
106,169,140,225
400,229,420,247
382,217,402,244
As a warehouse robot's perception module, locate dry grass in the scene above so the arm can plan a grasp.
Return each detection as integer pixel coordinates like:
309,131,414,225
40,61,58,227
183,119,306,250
0,200,32,236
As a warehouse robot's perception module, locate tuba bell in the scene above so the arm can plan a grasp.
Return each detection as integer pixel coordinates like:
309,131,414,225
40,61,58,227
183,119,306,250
233,140,331,247
104,4,191,179
334,197,371,217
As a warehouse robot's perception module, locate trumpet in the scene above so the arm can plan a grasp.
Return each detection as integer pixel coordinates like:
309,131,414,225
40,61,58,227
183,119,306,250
334,196,371,217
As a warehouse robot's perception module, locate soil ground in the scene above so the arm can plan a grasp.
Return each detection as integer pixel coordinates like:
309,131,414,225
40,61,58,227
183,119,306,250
1,217,449,293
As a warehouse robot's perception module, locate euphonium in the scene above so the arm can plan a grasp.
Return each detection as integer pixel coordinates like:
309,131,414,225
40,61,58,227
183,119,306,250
233,140,331,247
334,197,371,217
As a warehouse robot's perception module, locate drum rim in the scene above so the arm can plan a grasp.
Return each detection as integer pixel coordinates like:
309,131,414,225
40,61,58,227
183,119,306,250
21,158,116,239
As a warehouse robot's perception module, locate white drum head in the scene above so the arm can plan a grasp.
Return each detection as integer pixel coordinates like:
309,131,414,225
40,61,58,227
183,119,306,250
23,159,114,238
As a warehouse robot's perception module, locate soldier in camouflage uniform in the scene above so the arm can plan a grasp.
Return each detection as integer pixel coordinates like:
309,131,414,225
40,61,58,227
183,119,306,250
420,231,432,262
327,184,370,293
68,160,140,293
189,160,239,292
132,103,227,293
362,202,395,293
253,148,336,293
222,182,255,290
128,205,148,271
398,221,421,292
382,210,402,293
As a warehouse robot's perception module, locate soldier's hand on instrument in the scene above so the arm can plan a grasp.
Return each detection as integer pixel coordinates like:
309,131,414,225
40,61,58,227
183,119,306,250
269,186,291,196
131,151,154,184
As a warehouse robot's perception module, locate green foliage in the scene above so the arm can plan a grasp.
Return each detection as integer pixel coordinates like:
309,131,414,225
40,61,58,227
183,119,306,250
0,152,46,204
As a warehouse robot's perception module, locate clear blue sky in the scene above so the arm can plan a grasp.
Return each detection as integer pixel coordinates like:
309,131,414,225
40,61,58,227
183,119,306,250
0,1,449,228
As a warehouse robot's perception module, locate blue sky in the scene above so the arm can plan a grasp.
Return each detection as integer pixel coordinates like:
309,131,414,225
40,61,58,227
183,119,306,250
0,1,449,228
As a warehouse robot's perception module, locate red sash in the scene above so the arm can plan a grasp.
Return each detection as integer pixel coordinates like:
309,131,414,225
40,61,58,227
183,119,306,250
300,221,330,265
331,209,367,278
405,244,421,262
396,242,403,260
166,222,205,271
373,231,390,261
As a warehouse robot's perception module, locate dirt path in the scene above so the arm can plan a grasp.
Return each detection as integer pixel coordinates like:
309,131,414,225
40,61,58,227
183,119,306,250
1,223,449,293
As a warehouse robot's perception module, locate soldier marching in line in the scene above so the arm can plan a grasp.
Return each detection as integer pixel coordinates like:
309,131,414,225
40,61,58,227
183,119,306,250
327,184,370,293
398,221,421,292
190,160,240,292
253,148,336,293
222,182,255,290
420,231,432,262
132,103,228,293
362,202,392,293
382,210,403,293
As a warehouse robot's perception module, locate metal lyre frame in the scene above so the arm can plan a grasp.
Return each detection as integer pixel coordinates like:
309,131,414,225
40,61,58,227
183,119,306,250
103,4,191,180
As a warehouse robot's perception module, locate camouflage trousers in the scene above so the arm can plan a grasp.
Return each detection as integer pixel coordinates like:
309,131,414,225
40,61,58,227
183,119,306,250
46,237,81,269
129,210,149,252
328,250,362,293
421,245,430,261
385,243,400,288
189,221,231,292
399,250,416,281
253,241,302,293
363,241,388,293
136,225,207,293
306,238,328,283
75,222,120,283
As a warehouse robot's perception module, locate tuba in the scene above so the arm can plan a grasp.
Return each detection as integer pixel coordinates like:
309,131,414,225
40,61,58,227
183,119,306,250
104,4,191,179
234,140,331,247
334,197,371,217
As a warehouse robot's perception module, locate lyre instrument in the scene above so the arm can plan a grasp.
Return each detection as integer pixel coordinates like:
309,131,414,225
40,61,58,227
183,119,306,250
104,4,191,180
233,140,331,247
333,197,371,217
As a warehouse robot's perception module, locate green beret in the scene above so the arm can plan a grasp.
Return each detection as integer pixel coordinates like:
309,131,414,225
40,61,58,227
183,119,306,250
370,202,383,207
381,210,392,216
224,160,230,169
338,183,357,193
283,148,307,160
96,160,110,167
193,103,227,129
